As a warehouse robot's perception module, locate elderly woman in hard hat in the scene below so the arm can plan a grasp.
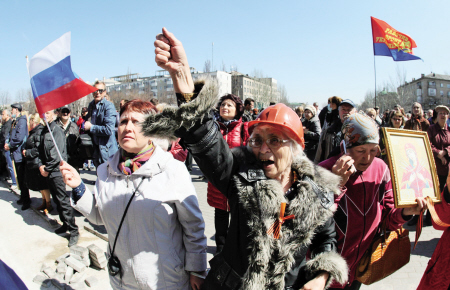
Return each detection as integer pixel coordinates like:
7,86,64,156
146,28,348,290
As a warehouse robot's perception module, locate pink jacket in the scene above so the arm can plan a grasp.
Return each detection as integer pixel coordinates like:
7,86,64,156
319,155,407,287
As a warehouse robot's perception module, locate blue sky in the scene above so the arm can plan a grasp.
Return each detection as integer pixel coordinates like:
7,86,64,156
1,0,449,106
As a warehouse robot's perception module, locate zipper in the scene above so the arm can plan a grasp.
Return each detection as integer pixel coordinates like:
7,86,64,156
353,173,366,276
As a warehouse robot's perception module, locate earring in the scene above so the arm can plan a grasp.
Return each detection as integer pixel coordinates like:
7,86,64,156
148,139,152,145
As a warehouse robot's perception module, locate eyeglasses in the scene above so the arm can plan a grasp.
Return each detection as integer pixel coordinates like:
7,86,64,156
94,89,106,94
248,137,290,148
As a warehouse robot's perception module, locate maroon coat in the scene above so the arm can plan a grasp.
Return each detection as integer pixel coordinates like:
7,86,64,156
404,115,430,132
417,188,450,289
207,118,249,210
319,155,406,287
427,123,450,176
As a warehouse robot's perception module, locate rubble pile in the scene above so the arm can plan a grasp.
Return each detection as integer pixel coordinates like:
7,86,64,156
33,244,106,289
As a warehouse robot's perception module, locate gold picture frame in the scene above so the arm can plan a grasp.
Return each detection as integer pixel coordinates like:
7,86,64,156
382,127,441,208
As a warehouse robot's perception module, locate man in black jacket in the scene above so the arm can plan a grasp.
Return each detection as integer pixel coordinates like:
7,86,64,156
57,105,81,171
0,110,16,187
39,109,79,247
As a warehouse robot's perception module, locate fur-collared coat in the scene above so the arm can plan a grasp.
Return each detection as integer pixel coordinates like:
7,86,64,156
143,79,348,290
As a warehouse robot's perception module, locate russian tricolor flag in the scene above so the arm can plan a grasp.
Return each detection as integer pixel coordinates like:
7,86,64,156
27,32,96,116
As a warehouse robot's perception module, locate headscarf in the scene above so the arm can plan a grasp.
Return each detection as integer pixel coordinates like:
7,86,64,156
342,112,379,149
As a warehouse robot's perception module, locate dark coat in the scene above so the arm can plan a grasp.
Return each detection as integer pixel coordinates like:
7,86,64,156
303,115,321,160
57,118,81,167
24,124,48,191
182,117,347,290
207,117,249,211
9,114,28,163
38,120,67,178
427,123,450,176
0,119,12,148
143,79,348,290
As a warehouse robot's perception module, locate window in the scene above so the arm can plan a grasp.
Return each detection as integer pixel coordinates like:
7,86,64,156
447,84,450,88
441,91,444,96
441,83,444,87
417,89,422,96
416,82,422,89
417,96,423,102
429,81,436,86
448,91,450,97
428,88,436,96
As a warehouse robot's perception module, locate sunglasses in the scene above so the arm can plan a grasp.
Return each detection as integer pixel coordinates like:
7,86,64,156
95,89,106,94
61,110,70,115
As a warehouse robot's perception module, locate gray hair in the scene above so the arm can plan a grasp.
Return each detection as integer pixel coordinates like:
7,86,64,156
2,110,11,117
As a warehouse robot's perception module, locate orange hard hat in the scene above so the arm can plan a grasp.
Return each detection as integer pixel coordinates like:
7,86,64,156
248,103,304,148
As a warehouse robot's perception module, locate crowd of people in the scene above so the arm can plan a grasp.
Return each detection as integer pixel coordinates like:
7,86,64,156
0,28,449,290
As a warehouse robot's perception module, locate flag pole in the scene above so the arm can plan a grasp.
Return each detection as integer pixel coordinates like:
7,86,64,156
374,55,377,108
371,17,377,108
26,56,64,163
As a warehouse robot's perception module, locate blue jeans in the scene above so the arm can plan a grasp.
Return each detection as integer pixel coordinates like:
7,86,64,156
3,150,16,185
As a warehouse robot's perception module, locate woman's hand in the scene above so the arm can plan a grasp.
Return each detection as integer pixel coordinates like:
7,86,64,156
154,27,194,94
189,272,206,290
331,154,355,187
60,161,82,188
39,165,49,177
301,271,329,290
402,197,428,216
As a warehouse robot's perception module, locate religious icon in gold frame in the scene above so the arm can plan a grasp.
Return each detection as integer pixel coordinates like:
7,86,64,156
382,128,441,208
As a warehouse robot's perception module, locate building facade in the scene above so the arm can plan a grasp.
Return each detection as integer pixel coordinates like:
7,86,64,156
398,73,450,109
231,72,279,108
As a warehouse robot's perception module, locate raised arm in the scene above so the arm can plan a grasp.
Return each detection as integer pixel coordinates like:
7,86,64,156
155,27,195,94
149,28,238,195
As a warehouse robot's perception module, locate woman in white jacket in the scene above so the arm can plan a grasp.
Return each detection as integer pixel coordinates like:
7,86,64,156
60,99,207,290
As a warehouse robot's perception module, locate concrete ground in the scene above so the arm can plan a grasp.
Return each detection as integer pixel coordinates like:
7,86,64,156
0,162,442,289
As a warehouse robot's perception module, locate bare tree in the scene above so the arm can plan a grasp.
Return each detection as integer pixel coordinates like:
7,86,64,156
221,61,227,72
278,84,289,105
0,90,11,109
204,60,211,73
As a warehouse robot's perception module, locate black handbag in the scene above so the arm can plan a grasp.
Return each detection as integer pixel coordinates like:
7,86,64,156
78,134,94,159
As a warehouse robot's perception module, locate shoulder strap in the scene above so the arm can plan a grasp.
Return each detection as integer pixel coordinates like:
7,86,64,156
109,178,145,256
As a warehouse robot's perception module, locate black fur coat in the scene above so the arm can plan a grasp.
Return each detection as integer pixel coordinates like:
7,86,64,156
143,79,348,289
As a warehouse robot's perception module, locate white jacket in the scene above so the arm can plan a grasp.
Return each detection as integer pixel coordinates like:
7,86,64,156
72,146,207,289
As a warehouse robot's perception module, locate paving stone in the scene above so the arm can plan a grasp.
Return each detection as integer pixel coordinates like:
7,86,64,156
65,266,74,283
57,262,68,274
42,266,56,279
56,253,70,264
84,276,99,287
40,262,52,272
70,245,89,259
70,272,86,284
33,274,52,288
54,272,65,283
87,244,103,256
65,256,86,273
67,281,86,289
